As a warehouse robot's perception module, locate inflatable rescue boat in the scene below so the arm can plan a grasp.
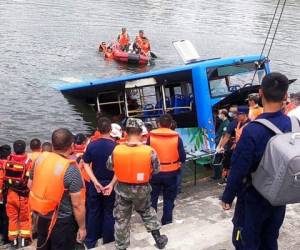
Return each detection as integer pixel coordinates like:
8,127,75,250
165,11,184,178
99,42,150,65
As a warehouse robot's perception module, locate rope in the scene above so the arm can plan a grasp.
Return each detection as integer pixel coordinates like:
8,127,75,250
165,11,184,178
250,0,288,85
259,0,282,59
266,0,288,58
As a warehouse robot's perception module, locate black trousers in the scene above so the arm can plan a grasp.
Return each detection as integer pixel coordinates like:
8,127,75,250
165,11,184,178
0,193,9,243
37,215,77,250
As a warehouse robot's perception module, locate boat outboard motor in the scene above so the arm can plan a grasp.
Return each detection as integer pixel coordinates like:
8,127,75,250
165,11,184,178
128,53,140,64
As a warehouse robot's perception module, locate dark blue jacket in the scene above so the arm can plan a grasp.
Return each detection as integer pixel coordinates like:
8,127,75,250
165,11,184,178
222,111,292,204
83,138,116,193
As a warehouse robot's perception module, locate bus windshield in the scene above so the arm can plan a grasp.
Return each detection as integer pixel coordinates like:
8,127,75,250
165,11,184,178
207,62,266,98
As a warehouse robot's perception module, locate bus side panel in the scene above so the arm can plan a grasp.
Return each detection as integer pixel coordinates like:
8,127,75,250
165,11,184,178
192,66,216,150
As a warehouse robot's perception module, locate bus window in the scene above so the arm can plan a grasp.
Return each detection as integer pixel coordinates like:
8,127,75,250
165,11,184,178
209,78,229,97
207,62,266,98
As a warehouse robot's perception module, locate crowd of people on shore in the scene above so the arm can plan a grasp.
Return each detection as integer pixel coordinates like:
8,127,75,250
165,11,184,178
0,114,185,250
0,72,299,250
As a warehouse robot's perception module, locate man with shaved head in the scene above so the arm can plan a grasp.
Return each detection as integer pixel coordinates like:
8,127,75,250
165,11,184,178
28,128,86,250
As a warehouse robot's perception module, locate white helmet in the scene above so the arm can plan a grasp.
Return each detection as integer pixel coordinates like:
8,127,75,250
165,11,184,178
110,123,122,139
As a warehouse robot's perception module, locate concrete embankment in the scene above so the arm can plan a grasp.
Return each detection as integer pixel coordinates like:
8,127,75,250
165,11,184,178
2,181,300,250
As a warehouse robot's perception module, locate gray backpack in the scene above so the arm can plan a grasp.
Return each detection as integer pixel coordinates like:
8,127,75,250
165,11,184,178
251,116,300,206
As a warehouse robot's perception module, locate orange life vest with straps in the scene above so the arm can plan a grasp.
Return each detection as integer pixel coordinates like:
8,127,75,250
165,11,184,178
235,121,249,143
135,35,143,48
4,154,32,192
28,151,42,163
113,144,152,184
89,131,101,143
72,144,90,182
29,152,84,215
73,144,86,156
150,128,180,172
118,32,130,46
0,160,5,201
141,40,150,54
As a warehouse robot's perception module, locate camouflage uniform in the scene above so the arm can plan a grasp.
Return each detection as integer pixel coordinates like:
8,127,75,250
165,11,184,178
107,146,161,250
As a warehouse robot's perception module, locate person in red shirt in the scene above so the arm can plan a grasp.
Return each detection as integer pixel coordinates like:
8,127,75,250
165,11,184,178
4,140,32,248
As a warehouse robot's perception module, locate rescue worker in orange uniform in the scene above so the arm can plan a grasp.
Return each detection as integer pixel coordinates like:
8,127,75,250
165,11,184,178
133,30,151,55
148,114,186,225
107,118,168,250
117,28,130,51
248,94,264,121
28,128,86,250
0,145,11,245
4,140,32,248
71,133,89,183
28,138,42,163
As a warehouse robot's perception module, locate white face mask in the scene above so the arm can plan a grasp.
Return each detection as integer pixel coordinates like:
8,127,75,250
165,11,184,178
218,114,223,120
228,112,234,118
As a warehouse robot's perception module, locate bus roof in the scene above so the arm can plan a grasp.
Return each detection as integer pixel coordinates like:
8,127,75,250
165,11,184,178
54,54,264,94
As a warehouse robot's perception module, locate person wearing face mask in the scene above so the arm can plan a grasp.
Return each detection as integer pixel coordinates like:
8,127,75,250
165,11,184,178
212,109,230,180
216,106,238,184
215,109,230,145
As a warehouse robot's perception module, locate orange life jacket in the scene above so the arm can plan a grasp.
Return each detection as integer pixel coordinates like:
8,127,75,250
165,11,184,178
90,131,101,143
118,32,130,46
73,144,86,156
4,154,31,189
0,160,4,201
141,40,150,54
113,144,152,184
135,36,143,48
150,128,180,172
72,144,90,182
235,121,249,143
28,151,42,163
248,106,263,121
29,152,85,215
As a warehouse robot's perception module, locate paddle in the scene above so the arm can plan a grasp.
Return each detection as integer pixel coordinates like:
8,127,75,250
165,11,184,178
150,51,158,59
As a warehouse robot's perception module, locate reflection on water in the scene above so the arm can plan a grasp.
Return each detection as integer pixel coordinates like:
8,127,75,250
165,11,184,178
0,0,299,143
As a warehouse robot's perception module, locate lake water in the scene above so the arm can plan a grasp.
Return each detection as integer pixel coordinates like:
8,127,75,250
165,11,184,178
0,0,299,144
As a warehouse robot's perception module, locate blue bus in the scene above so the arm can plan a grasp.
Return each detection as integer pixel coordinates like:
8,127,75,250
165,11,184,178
55,54,268,155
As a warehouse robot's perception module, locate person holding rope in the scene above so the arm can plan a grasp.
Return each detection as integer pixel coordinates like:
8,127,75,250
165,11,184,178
28,128,86,250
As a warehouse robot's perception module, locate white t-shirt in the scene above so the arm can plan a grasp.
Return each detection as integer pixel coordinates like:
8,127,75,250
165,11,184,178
288,106,300,120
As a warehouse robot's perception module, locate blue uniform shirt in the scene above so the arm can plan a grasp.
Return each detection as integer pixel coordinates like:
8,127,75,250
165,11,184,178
83,138,116,191
222,111,292,204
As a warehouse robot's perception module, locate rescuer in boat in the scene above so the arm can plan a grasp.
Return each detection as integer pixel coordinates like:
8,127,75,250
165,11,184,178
248,94,264,121
148,114,186,225
28,128,86,250
221,72,293,249
117,28,130,52
133,30,151,55
4,140,32,248
107,118,168,250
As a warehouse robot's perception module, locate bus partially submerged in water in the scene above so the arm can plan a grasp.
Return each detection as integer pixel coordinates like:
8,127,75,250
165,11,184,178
55,54,268,154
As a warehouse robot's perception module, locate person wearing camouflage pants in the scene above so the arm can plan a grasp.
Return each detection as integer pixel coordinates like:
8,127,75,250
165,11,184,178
107,118,168,250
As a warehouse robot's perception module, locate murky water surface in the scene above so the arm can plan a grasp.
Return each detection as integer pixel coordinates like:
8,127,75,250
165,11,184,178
0,0,299,143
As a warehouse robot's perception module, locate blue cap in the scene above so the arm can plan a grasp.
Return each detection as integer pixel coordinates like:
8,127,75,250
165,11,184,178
237,105,249,115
